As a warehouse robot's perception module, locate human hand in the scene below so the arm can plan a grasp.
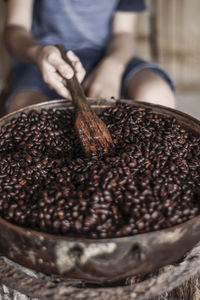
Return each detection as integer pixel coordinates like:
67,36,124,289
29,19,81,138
83,57,124,99
36,45,86,98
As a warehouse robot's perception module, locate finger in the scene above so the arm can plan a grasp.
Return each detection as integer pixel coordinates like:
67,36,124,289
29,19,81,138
42,62,64,85
48,53,74,80
67,50,79,62
67,51,86,82
71,60,86,82
44,72,71,99
75,62,86,82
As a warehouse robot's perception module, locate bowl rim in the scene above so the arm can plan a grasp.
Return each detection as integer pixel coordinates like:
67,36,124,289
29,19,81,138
0,97,199,242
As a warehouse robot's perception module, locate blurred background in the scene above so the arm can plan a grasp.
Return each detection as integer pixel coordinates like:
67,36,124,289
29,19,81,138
0,0,199,119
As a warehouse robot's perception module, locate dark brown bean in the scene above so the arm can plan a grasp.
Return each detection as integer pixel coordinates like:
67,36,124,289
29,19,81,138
0,104,199,238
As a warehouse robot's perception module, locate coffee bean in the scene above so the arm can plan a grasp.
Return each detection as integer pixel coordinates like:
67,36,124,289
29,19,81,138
0,104,199,238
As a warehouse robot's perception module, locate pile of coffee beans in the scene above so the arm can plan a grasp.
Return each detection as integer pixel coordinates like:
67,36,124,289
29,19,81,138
0,103,199,238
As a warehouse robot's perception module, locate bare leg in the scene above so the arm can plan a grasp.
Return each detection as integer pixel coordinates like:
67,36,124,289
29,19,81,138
8,90,49,114
125,69,176,108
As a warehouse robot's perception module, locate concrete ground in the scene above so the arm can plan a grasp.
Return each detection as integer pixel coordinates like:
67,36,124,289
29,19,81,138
176,90,200,120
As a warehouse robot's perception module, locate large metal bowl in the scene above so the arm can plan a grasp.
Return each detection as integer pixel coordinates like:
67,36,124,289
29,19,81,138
0,98,199,283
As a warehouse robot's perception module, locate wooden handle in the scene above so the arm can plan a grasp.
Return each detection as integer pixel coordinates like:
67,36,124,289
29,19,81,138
55,44,113,156
55,44,89,110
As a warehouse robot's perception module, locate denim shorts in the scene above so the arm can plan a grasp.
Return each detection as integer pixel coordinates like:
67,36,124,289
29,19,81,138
5,57,175,112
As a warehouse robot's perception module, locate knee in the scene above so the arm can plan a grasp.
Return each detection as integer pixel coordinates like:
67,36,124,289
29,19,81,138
125,69,176,108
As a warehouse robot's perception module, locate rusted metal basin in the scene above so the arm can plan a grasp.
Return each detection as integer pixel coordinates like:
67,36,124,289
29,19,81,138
0,98,199,283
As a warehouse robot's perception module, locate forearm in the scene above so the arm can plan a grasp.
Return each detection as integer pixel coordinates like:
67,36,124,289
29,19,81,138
104,33,136,74
102,10,138,75
4,25,41,64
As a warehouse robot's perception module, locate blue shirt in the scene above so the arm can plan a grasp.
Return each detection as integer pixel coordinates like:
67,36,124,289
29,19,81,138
32,0,146,72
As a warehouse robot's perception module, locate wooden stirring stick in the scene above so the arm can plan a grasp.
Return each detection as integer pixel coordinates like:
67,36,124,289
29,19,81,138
56,44,113,156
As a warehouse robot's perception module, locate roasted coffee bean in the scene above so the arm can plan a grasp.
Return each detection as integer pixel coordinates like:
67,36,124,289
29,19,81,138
0,104,199,238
